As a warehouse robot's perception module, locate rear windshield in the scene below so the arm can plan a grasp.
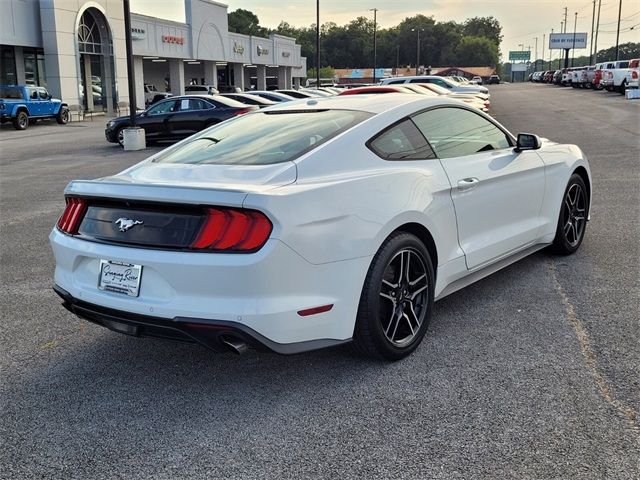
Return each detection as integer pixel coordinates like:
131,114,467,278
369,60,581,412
153,109,372,165
0,87,23,99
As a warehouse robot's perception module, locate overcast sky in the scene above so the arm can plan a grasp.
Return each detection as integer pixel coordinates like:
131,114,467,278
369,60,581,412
131,0,639,63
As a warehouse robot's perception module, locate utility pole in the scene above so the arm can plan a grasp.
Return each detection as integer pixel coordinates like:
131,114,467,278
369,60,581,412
572,12,577,67
316,0,320,88
615,0,623,60
534,37,538,71
396,45,400,74
594,0,602,63
589,0,596,64
412,28,423,75
550,29,554,70
564,7,569,68
558,24,563,69
370,8,378,84
542,34,545,70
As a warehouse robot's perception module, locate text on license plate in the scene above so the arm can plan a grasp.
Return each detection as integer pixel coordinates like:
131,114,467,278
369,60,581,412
98,260,143,297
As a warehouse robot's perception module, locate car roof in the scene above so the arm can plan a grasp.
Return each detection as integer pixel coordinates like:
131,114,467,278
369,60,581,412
157,94,247,107
260,93,454,115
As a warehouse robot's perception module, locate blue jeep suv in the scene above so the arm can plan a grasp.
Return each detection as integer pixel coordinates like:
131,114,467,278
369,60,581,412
0,85,70,130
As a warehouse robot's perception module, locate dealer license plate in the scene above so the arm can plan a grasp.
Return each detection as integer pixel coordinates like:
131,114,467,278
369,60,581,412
98,260,143,297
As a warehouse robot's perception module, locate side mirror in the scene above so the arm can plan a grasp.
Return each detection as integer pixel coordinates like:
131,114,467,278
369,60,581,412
515,133,542,152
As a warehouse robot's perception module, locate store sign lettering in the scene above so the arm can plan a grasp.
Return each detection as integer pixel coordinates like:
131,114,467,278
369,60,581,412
282,51,291,58
131,27,146,40
257,45,270,56
162,35,184,45
233,43,245,55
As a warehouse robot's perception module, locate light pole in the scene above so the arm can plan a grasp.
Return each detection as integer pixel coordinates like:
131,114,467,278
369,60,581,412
572,12,577,67
534,37,538,71
370,8,378,83
316,0,320,88
589,0,596,64
411,28,424,75
593,0,602,63
614,0,623,60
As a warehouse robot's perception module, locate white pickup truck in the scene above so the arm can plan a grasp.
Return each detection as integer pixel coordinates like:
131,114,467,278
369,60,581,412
601,59,639,94
144,84,159,105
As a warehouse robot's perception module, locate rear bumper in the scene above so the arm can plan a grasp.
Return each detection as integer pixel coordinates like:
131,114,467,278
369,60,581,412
49,228,369,346
54,285,349,354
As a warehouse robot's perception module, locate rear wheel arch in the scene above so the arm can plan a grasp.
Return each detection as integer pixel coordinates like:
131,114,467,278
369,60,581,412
572,166,591,206
390,222,438,276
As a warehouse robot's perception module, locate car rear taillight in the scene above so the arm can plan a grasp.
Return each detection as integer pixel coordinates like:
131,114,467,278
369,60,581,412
57,197,87,234
191,208,272,252
632,71,639,80
233,108,254,116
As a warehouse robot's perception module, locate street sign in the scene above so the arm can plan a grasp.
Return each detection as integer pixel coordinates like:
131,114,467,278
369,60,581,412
509,51,531,61
549,33,588,49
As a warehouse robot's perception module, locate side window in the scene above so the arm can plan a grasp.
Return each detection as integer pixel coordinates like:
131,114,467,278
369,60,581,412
37,88,48,99
369,119,436,160
189,99,208,110
412,107,512,159
386,79,405,85
147,100,176,115
433,79,450,88
28,87,38,100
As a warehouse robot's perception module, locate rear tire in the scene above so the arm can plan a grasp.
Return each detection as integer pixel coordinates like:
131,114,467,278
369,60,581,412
56,107,70,124
12,111,28,130
620,81,627,95
550,174,589,255
353,232,435,361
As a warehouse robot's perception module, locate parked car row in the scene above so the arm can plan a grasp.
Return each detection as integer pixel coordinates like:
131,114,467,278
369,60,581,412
106,78,493,146
529,58,639,94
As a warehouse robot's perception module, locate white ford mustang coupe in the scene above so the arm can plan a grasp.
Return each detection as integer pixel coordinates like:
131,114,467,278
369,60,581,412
50,95,591,360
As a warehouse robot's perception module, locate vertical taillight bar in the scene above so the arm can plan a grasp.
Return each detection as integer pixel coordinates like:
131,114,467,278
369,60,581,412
57,197,87,234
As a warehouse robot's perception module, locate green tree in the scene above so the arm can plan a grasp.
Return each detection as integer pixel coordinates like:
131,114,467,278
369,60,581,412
462,17,503,46
307,67,335,79
456,36,499,67
228,9,267,36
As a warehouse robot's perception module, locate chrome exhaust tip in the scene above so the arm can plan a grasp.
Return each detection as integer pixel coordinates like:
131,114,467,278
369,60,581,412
220,336,247,355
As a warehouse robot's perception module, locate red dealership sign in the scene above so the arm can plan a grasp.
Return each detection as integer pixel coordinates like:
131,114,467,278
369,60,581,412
162,35,184,45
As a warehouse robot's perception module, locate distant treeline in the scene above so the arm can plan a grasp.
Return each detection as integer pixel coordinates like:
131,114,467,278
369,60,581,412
228,9,502,72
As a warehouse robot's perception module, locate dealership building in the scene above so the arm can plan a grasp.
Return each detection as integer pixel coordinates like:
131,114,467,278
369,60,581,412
1,0,307,114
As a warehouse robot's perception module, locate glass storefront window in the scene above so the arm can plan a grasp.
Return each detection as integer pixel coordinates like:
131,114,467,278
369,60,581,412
23,49,46,87
1,45,17,84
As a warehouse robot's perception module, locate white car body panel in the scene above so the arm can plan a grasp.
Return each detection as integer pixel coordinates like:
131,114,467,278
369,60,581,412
50,94,592,352
440,148,546,269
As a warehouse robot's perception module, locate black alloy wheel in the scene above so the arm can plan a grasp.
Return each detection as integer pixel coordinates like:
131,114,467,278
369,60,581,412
551,174,588,255
353,232,434,360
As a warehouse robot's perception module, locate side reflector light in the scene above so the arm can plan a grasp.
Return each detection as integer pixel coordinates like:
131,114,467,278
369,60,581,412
297,304,334,317
57,197,87,234
191,208,272,252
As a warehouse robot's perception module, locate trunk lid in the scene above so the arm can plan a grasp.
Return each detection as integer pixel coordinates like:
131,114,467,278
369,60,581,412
65,161,297,206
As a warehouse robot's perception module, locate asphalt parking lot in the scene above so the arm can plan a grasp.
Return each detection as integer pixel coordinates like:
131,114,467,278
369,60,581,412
1,84,639,479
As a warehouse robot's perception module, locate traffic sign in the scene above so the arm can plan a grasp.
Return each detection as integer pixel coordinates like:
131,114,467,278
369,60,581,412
509,51,531,61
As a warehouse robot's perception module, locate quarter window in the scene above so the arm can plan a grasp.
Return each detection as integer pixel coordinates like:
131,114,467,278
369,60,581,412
369,119,436,160
412,107,512,159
